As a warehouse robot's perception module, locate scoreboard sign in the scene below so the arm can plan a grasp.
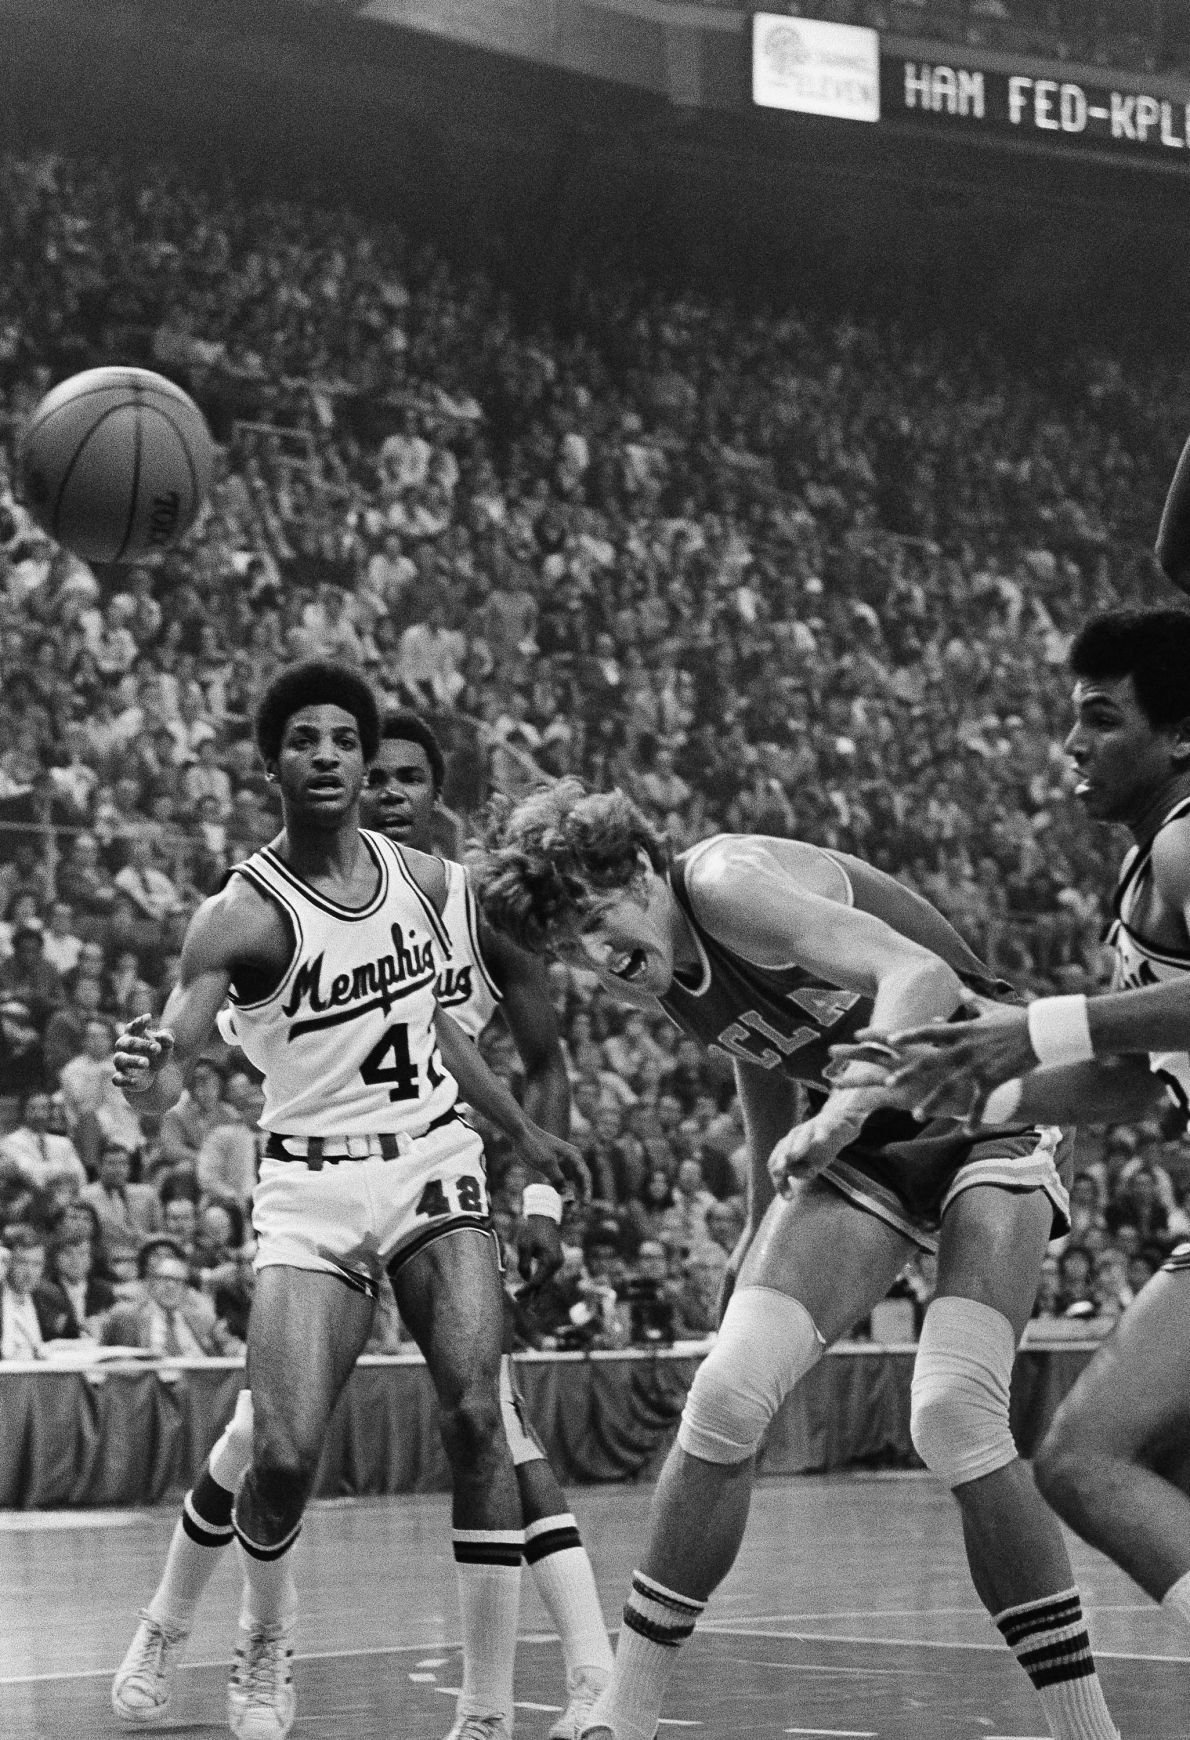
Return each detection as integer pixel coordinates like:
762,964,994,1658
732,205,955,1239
752,15,880,124
752,14,1190,165
886,56,1190,161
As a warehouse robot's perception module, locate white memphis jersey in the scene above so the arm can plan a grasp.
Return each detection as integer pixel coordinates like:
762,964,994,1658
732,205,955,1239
227,829,457,1138
1107,792,1190,1122
435,859,502,1042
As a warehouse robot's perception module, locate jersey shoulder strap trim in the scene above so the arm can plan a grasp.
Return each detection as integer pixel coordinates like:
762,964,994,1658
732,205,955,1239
382,833,452,958
224,861,304,1012
256,833,389,923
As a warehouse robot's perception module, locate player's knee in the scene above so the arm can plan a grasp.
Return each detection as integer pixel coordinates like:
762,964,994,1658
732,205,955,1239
1032,1421,1084,1520
677,1286,824,1465
439,1384,504,1467
910,1297,1018,1489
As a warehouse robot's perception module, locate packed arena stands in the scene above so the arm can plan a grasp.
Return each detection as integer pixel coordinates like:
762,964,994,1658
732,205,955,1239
0,148,1185,1361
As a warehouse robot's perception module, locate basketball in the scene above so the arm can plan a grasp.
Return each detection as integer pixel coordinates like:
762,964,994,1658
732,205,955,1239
18,366,215,564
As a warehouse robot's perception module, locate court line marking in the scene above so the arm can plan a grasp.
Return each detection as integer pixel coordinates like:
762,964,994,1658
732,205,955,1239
784,1728,877,1737
709,1605,1151,1623
699,1624,1190,1665
5,1625,1188,1689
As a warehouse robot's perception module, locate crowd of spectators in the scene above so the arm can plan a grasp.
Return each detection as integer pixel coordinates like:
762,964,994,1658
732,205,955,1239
0,148,1187,1363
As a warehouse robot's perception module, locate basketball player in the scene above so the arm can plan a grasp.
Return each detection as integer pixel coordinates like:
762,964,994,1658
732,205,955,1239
474,781,1121,1740
113,712,612,1740
840,607,1190,1652
110,662,577,1740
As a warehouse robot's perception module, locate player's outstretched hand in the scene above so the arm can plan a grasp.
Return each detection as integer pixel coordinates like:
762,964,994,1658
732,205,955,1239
519,1126,590,1200
847,1002,1036,1122
519,1214,564,1287
112,1013,176,1093
767,1108,856,1197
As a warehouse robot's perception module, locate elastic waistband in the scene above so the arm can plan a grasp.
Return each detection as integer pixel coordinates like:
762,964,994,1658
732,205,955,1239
265,1108,457,1169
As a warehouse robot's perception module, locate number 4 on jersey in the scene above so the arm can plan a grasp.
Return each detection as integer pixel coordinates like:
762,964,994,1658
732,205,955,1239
360,1024,420,1101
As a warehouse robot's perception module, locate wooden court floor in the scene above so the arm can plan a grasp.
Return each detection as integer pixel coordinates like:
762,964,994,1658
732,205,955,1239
2,1472,1187,1740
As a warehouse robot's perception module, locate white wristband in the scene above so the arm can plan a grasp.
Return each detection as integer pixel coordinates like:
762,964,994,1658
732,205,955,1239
982,1078,1024,1126
1026,994,1093,1068
522,1183,564,1224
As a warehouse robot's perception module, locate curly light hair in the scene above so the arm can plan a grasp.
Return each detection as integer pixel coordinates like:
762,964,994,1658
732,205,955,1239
471,779,670,953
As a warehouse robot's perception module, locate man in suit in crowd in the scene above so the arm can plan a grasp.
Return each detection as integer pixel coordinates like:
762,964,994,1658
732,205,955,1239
101,1237,224,1357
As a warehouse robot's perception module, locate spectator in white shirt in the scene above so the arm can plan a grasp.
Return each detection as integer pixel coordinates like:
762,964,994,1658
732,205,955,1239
0,1090,86,1193
114,836,180,928
396,601,467,709
0,1226,50,1360
196,1071,265,1210
181,737,233,818
40,901,83,979
59,1017,144,1163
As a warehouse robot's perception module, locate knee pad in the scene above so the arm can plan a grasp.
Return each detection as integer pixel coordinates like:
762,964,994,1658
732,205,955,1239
209,1388,255,1491
910,1296,1017,1488
677,1286,824,1465
499,1354,545,1467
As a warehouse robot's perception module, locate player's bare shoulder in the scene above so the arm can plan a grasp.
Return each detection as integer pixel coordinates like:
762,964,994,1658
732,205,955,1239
1150,813,1190,928
685,834,850,933
183,871,295,983
1151,814,1190,895
394,842,448,914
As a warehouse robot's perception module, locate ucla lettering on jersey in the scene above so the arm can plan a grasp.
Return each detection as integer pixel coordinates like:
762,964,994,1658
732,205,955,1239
227,829,457,1138
1107,793,1190,1124
435,860,501,1043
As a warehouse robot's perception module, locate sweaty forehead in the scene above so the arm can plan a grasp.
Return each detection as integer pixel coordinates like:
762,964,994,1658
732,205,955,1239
282,704,361,738
1072,675,1136,714
375,739,432,778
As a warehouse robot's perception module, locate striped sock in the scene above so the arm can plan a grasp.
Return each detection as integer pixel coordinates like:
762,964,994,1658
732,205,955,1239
524,1512,614,1680
452,1528,524,1721
233,1513,301,1630
995,1588,1120,1740
588,1570,705,1740
147,1470,234,1628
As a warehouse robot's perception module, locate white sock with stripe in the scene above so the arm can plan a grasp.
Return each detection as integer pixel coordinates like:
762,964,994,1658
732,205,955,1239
233,1518,301,1630
524,1513,614,1682
147,1394,254,1629
452,1528,524,1721
586,1569,704,1740
995,1588,1119,1739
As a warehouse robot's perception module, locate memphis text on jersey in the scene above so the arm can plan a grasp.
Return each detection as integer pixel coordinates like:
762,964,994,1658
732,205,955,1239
281,922,437,1039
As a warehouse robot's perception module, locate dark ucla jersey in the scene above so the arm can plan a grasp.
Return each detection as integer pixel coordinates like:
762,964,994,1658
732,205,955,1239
660,835,1010,1096
655,835,1067,1245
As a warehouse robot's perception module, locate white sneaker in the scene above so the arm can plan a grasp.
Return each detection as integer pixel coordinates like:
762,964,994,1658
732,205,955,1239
227,1619,296,1740
111,1608,190,1723
550,1667,611,1740
441,1717,514,1740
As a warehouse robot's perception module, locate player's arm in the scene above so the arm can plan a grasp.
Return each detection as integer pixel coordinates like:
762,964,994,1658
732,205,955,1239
843,986,1187,1125
112,883,271,1113
432,1007,580,1192
861,830,1190,1127
1156,432,1190,595
434,1006,583,1285
689,841,962,1184
719,1059,798,1316
478,916,572,1140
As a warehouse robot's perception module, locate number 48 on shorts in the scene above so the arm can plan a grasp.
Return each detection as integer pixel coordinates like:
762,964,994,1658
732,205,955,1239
416,1174,486,1220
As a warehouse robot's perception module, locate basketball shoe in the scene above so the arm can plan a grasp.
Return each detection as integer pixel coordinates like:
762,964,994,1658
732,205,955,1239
550,1667,611,1740
227,1618,296,1740
111,1609,190,1723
